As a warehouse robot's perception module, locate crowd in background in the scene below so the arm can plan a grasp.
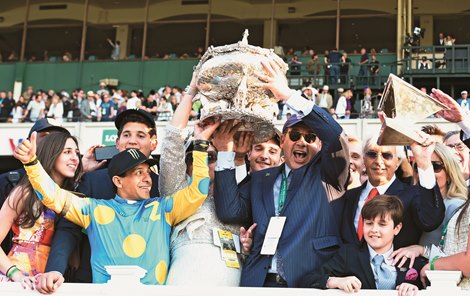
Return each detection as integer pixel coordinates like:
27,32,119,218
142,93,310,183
0,61,470,294
2,80,469,126
0,83,189,124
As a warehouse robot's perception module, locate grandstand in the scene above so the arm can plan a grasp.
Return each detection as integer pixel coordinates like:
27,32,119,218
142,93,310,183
0,0,470,94
2,2,470,294
1,0,470,170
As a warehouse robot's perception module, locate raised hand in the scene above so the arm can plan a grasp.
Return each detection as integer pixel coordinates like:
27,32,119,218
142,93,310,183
255,60,294,102
410,131,435,170
211,120,242,152
82,144,107,173
431,88,465,123
240,223,257,255
193,116,221,141
14,131,37,164
234,131,254,164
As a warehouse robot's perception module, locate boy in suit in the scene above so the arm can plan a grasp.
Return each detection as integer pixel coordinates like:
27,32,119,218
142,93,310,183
301,195,425,296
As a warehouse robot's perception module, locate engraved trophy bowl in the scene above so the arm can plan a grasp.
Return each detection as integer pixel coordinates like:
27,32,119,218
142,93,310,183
193,29,288,143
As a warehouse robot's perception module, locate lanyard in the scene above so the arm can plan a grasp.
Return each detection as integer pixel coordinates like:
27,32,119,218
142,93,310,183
277,170,288,215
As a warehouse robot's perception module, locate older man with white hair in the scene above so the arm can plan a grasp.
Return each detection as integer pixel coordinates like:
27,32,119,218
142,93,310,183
333,132,445,250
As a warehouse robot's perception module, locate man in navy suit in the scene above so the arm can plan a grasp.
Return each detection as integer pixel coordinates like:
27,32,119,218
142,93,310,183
213,60,350,287
333,131,444,252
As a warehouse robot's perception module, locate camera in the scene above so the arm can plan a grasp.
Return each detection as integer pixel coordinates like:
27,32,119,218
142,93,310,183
7,171,21,186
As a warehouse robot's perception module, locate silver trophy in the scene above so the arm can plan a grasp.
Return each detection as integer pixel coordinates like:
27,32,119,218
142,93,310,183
193,30,288,143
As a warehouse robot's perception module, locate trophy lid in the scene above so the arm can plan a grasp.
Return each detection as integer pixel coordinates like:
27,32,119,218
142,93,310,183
378,74,448,121
377,74,449,145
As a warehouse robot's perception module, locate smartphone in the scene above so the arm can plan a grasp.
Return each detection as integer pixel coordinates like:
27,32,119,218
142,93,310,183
95,146,119,161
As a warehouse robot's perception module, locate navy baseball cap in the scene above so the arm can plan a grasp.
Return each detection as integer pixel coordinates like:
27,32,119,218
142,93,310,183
114,109,156,130
282,114,303,134
108,148,158,178
28,118,70,138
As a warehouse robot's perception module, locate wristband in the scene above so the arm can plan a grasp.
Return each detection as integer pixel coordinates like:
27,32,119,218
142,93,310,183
430,256,440,270
193,139,210,152
6,265,20,278
5,265,16,277
23,155,38,166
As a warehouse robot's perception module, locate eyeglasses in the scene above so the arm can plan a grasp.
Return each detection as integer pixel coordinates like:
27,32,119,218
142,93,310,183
288,130,317,144
364,150,394,161
413,161,445,173
185,151,217,164
446,142,466,152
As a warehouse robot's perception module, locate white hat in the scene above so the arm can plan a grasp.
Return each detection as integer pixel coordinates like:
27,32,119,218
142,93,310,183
462,90,468,95
302,86,318,96
337,88,344,93
322,85,329,91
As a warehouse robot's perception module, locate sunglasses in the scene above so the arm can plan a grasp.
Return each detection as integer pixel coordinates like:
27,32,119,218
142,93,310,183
364,150,394,161
185,151,217,164
288,130,317,144
446,142,466,152
413,161,445,173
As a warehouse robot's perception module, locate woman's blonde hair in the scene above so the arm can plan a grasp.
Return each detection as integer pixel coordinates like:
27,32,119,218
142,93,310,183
434,142,468,201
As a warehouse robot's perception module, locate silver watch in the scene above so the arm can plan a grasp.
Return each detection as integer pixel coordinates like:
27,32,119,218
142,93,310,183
184,85,197,96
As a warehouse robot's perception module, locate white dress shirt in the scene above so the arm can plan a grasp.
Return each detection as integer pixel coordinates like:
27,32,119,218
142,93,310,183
354,166,436,230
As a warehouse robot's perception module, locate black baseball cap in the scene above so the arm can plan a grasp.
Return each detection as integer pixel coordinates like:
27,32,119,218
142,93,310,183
282,114,303,134
108,148,158,178
28,118,70,138
114,109,156,130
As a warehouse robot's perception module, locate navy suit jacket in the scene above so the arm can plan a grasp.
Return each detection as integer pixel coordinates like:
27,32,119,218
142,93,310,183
45,168,159,282
333,178,444,249
300,242,426,290
214,105,349,287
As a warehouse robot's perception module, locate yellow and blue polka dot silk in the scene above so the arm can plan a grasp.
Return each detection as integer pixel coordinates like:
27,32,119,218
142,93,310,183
26,151,209,285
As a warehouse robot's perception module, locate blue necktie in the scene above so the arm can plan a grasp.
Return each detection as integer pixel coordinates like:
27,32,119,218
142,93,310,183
372,255,395,290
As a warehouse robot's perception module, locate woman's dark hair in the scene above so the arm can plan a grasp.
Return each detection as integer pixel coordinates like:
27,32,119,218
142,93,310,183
10,132,82,228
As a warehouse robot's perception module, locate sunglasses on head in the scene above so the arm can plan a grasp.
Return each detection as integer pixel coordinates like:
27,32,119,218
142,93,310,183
364,150,394,161
185,151,217,164
288,130,317,144
413,161,445,173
